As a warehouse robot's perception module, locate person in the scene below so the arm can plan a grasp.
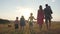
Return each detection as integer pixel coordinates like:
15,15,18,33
14,17,19,32
20,16,26,33
44,4,53,29
37,5,44,31
28,13,36,33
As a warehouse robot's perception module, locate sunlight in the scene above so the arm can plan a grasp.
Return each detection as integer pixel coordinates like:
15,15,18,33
17,7,33,20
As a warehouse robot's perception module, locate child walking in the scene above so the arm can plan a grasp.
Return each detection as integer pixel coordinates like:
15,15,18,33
14,17,19,32
28,13,36,33
37,5,44,31
20,16,26,33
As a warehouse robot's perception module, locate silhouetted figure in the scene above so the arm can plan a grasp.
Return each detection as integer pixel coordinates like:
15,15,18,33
37,5,44,31
20,16,26,33
28,13,36,34
44,4,53,29
14,17,19,32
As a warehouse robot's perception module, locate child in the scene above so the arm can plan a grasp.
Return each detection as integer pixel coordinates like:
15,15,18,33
28,13,36,33
37,5,44,31
14,17,19,32
20,16,26,33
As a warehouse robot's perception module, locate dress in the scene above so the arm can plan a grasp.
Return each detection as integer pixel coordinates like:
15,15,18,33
37,9,44,25
20,18,25,26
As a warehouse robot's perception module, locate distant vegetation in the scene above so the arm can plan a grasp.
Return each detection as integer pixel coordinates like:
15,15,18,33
0,19,10,24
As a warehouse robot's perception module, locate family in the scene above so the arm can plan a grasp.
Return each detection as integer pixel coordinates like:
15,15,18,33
14,4,53,33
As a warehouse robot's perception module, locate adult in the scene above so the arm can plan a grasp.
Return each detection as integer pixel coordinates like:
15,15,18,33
44,4,53,29
37,5,44,30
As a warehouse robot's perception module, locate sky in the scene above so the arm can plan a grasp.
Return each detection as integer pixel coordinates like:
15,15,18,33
0,0,60,21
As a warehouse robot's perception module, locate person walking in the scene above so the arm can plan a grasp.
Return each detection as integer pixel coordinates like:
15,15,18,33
14,17,19,32
44,4,53,29
28,13,36,34
37,5,44,31
20,16,26,33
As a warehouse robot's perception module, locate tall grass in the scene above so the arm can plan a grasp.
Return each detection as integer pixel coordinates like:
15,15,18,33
0,22,60,34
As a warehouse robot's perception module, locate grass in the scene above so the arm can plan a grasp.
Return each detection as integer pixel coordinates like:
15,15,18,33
0,21,60,34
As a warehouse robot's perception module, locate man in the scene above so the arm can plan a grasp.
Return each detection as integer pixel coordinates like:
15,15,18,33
44,4,53,29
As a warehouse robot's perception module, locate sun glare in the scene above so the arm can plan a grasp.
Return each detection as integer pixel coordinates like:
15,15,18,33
17,7,33,20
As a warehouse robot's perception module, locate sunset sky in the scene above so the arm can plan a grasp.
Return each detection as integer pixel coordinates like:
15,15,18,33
0,0,60,21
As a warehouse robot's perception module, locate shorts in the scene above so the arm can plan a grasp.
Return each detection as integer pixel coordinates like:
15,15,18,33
45,18,51,24
15,24,18,29
29,21,33,26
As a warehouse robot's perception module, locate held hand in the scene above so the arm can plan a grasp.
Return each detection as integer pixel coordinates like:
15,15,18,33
33,21,36,24
27,21,29,23
34,17,37,20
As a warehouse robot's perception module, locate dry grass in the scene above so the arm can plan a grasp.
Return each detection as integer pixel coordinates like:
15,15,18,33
0,21,60,34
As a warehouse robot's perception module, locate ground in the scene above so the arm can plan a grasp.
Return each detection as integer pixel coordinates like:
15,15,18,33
0,21,60,34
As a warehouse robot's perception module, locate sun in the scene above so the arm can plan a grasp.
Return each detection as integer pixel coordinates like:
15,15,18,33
17,7,33,20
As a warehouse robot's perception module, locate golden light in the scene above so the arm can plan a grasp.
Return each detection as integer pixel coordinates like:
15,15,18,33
17,7,33,20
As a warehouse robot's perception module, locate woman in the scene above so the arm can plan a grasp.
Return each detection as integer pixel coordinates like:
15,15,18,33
37,5,44,31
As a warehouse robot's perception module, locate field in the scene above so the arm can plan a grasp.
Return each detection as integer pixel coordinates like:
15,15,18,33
0,21,60,34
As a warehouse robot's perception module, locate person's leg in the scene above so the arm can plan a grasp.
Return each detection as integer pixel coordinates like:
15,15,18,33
39,25,42,31
29,25,33,34
22,26,25,32
29,22,33,31
21,26,24,32
41,25,42,30
30,25,33,31
49,19,51,29
21,26,24,34
29,24,31,32
15,24,17,32
45,19,48,29
20,26,22,32
16,24,19,32
20,26,24,34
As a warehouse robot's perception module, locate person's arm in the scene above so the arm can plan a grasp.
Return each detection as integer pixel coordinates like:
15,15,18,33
43,10,45,19
50,9,53,14
49,6,53,14
27,17,30,23
33,16,37,20
33,16,37,24
18,20,20,25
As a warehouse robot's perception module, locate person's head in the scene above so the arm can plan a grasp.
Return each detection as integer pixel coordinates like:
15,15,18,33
16,17,18,20
21,16,24,18
48,6,50,8
39,5,42,10
30,13,33,16
45,4,48,7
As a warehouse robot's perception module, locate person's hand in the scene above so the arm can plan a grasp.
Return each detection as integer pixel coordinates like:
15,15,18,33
35,19,37,20
33,21,37,24
27,21,29,23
